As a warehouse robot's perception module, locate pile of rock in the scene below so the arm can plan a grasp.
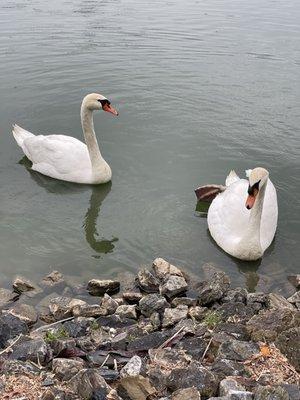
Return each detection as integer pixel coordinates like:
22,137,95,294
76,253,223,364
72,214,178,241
0,261,299,400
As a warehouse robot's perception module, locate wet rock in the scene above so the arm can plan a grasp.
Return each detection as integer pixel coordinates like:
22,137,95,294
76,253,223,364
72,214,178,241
246,309,300,342
211,359,246,378
139,293,168,317
254,385,289,400
171,387,201,400
63,317,93,338
166,362,218,398
172,297,198,307
223,288,248,304
219,378,246,396
101,293,119,315
137,269,160,293
52,358,85,381
287,275,300,290
118,375,156,400
115,304,137,320
160,275,188,298
217,302,256,323
87,279,120,296
0,314,28,348
1,359,41,375
275,327,300,371
49,296,87,320
122,291,143,304
188,305,208,321
127,330,168,352
72,304,107,318
68,368,110,399
267,293,295,310
7,303,38,326
152,258,184,279
97,314,137,329
287,291,300,309
217,340,260,361
10,337,50,365
120,355,143,378
0,288,19,308
195,264,230,305
162,305,188,328
41,271,64,288
12,276,41,294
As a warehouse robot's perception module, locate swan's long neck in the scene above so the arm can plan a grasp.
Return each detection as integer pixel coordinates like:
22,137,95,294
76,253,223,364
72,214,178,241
239,182,267,256
80,104,105,173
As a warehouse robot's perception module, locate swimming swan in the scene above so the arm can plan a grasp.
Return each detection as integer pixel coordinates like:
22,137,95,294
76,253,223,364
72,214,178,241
195,168,278,260
12,93,118,184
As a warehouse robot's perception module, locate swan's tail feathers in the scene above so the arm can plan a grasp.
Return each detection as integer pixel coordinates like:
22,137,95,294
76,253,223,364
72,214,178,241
195,184,226,202
12,124,34,147
225,170,240,186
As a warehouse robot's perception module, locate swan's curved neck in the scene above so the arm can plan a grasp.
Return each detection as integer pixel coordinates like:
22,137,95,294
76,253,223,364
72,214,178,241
80,104,105,173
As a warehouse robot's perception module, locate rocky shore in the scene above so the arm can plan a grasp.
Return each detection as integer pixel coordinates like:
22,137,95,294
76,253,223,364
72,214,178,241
0,259,299,400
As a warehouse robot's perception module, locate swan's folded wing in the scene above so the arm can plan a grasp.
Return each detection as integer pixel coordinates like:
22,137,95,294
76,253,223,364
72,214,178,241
225,170,240,186
195,184,226,202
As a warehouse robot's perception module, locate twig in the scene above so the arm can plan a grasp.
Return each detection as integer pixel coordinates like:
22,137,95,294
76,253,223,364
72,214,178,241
201,337,213,361
0,334,22,355
100,354,110,368
114,359,118,372
157,326,184,350
31,316,75,333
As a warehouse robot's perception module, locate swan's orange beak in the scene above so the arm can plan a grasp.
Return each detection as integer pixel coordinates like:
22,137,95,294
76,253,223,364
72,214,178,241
102,103,119,116
245,188,258,210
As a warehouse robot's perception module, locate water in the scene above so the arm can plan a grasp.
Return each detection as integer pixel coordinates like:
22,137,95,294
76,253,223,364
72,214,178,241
0,0,299,293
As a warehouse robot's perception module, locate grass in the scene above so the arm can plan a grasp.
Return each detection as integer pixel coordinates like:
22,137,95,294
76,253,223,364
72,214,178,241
44,328,69,343
203,311,222,329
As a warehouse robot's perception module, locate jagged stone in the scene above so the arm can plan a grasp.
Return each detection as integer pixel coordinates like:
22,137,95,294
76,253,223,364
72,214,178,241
195,264,230,305
287,291,300,309
287,275,300,290
211,358,246,378
68,368,110,399
10,338,51,365
0,314,28,348
222,288,248,304
172,297,198,307
275,327,300,371
139,293,168,317
7,303,38,326
1,359,41,375
120,355,143,378
267,293,295,310
188,305,208,321
217,302,256,323
100,293,119,315
162,305,188,328
254,385,289,400
49,297,87,320
118,375,156,400
0,288,19,308
122,291,143,304
152,258,184,279
63,317,93,338
87,279,120,296
41,271,64,287
52,358,85,381
160,275,188,298
217,340,260,361
72,304,107,318
12,276,41,294
171,387,201,400
137,269,160,293
115,304,137,320
219,377,246,396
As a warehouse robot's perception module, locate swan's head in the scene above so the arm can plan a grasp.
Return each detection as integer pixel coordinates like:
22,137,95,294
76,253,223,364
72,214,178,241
246,167,269,210
82,93,118,116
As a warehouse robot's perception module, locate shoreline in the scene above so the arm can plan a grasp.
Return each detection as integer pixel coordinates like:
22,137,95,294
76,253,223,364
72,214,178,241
0,258,299,399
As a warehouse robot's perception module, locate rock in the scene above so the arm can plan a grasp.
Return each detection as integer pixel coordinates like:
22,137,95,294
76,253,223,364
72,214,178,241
195,264,230,305
152,258,184,279
122,291,143,304
217,302,256,323
287,275,300,290
215,323,250,341
41,271,64,287
166,363,218,398
275,327,300,371
115,304,137,320
287,291,300,309
175,336,207,360
120,355,143,378
217,340,260,361
0,314,28,348
247,293,268,307
127,331,168,352
171,387,201,400
10,338,50,365
49,297,87,320
162,305,188,327
223,288,248,304
7,303,38,326
72,304,107,318
139,294,168,317
68,369,110,399
254,385,289,400
50,338,76,356
246,309,300,342
219,378,246,396
1,359,41,375
160,275,188,298
188,306,208,321
0,288,19,308
87,279,120,296
137,269,160,293
12,276,40,294
101,293,119,315
150,311,161,330
230,392,253,400
52,358,85,381
172,297,198,307
41,390,56,400
280,384,300,400
63,317,93,338
97,314,137,329
118,375,156,400
267,293,295,310
211,359,246,378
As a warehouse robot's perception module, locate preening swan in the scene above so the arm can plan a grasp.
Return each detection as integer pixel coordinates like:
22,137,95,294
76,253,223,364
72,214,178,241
195,168,278,261
12,93,118,184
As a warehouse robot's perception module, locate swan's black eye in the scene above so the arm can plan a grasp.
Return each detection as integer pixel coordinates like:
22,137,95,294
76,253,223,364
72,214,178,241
98,99,111,106
248,180,260,195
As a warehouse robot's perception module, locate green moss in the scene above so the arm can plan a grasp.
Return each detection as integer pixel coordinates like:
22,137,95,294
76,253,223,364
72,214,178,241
90,320,99,331
44,328,69,343
203,311,222,329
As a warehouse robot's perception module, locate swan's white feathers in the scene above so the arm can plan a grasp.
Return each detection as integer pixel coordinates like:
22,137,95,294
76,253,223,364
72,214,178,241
225,170,240,186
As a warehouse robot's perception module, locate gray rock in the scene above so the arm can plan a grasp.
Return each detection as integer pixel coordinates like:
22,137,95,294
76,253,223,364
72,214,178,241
50,338,76,356
12,275,40,294
68,368,110,399
218,340,260,361
280,384,300,400
120,355,142,378
0,314,28,348
10,338,51,365
7,303,38,326
195,264,230,305
217,302,256,323
171,387,201,400
118,375,156,400
160,275,188,298
127,330,168,352
52,358,85,381
72,303,107,318
137,269,160,293
166,363,218,398
175,336,207,360
267,293,295,310
150,311,161,330
215,323,250,341
1,359,41,375
122,291,143,304
211,359,246,378
63,317,93,338
49,296,87,320
287,291,300,309
139,293,168,317
100,293,119,314
188,305,208,321
275,327,300,371
172,297,198,307
41,271,64,287
247,292,268,306
287,275,300,290
115,304,137,320
87,279,120,296
230,392,253,400
152,258,184,279
254,385,289,400
223,288,248,304
219,378,246,396
246,309,300,342
0,288,19,308
162,305,188,327
96,314,137,329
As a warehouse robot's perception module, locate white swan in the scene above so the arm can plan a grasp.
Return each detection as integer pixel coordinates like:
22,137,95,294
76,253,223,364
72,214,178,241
195,168,278,260
12,93,118,184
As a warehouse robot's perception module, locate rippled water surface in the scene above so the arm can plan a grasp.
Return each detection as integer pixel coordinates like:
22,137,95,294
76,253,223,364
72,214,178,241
0,0,299,293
